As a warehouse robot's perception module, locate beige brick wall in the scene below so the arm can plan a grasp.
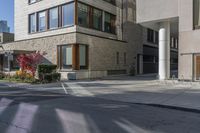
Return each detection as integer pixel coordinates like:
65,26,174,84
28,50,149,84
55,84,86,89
15,0,123,41
2,33,76,64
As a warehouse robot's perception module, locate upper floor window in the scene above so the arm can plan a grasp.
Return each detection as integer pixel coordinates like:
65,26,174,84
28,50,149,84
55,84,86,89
29,0,36,4
49,7,58,29
38,11,46,31
28,2,116,34
29,0,41,4
103,0,116,5
62,3,74,27
194,0,200,29
104,12,116,34
78,3,89,28
29,13,36,33
92,8,102,30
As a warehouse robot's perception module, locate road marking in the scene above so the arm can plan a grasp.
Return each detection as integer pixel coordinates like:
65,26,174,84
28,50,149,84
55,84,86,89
61,82,68,95
65,83,94,97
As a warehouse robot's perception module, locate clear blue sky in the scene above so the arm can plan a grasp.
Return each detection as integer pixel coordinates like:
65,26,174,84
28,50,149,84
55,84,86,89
0,0,14,33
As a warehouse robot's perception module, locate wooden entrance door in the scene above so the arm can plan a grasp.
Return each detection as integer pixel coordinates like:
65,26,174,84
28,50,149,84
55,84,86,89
196,56,200,80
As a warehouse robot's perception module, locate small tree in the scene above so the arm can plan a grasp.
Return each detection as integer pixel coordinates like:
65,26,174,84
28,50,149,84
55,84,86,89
17,51,45,76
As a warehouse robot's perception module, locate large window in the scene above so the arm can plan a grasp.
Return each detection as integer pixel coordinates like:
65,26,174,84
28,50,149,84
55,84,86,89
29,14,36,33
79,45,87,69
104,12,116,34
78,3,89,28
62,3,74,27
49,7,58,29
28,2,116,34
194,0,200,29
92,8,102,30
57,44,88,70
62,46,73,69
29,2,75,33
38,11,46,31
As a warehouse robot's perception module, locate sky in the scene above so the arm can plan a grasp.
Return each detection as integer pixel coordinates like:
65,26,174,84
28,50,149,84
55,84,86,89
0,0,14,33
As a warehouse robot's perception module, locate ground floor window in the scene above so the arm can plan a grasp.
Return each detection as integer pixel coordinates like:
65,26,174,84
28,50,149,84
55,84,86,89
1,54,19,71
57,44,88,70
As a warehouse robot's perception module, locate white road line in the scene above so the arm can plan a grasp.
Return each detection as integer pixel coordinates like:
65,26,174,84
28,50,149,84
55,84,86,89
65,83,94,97
61,83,68,95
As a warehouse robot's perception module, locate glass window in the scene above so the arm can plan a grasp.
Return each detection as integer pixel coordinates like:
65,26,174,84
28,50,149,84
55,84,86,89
38,11,46,31
79,45,86,68
124,52,127,65
62,3,74,27
147,28,154,43
78,3,89,28
155,31,158,44
104,12,116,34
29,0,36,4
116,52,119,64
92,8,102,30
62,46,72,69
29,13,36,33
49,7,58,29
58,44,88,70
194,0,200,29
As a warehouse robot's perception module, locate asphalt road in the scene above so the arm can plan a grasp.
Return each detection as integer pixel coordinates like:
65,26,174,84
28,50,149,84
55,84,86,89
0,86,199,133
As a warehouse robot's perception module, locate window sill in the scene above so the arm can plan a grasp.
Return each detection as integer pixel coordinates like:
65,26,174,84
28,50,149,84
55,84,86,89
28,25,75,35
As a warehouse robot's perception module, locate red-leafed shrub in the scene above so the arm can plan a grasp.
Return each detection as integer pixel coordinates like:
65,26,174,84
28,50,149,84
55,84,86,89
17,51,45,76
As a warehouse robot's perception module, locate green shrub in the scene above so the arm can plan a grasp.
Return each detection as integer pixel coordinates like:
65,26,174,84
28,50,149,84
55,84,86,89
38,64,57,74
37,64,61,83
43,74,53,83
0,72,5,79
52,73,61,81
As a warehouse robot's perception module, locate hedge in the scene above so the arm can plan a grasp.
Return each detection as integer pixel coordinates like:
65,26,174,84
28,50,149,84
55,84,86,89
37,64,61,82
38,64,57,74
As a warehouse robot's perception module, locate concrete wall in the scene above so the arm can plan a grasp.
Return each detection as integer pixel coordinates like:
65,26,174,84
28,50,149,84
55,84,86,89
136,0,179,23
178,0,200,80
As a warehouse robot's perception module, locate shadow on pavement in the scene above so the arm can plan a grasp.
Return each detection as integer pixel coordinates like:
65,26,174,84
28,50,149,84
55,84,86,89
0,85,199,133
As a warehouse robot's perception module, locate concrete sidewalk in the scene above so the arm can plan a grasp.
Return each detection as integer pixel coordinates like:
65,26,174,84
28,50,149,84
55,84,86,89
1,76,200,112
61,76,200,112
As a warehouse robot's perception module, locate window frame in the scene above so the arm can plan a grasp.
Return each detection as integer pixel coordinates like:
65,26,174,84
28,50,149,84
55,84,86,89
57,44,89,70
49,7,59,29
37,11,47,32
28,1,116,35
